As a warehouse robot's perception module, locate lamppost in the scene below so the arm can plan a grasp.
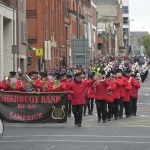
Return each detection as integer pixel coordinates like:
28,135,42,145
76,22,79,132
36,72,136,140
75,0,79,38
46,9,59,69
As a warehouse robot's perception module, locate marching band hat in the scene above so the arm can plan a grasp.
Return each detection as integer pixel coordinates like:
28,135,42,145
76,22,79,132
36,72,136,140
88,72,95,78
117,69,122,73
66,74,72,79
125,69,131,73
41,72,47,77
9,71,16,76
106,73,111,78
32,71,38,75
111,69,117,74
74,72,81,77
56,73,63,80
28,72,32,76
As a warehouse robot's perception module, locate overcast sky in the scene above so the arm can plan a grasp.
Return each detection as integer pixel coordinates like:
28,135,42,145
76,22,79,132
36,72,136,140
130,0,150,33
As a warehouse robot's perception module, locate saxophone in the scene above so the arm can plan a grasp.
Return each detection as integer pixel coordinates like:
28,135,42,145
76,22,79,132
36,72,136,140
53,80,60,90
41,80,48,91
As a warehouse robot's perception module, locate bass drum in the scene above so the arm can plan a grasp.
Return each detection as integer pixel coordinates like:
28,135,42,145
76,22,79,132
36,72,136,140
0,118,4,139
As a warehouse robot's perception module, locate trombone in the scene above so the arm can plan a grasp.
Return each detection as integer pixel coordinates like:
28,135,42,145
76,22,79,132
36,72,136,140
93,76,105,88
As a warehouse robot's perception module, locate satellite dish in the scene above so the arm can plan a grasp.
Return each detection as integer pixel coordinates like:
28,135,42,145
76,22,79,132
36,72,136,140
0,118,4,139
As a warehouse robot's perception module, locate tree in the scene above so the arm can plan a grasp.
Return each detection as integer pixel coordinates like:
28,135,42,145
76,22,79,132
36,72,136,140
140,35,150,56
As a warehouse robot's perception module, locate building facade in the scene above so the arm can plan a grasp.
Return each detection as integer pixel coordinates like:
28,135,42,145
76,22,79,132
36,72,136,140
0,0,17,80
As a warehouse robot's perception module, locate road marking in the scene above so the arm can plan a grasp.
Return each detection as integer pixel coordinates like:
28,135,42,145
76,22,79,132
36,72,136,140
45,146,55,150
103,146,108,150
3,135,150,138
1,140,150,144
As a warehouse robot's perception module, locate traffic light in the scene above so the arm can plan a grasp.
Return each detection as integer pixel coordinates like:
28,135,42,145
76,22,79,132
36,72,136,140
27,55,32,66
62,56,67,66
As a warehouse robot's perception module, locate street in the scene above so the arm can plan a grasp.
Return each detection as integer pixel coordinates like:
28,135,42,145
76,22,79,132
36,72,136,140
0,71,150,150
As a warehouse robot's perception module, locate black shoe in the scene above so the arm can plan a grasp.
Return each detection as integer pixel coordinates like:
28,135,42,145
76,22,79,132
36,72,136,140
83,113,87,116
88,111,90,115
98,118,101,122
78,124,81,127
68,114,71,117
74,121,78,125
119,116,122,119
114,117,118,120
108,118,111,121
103,120,106,123
90,111,92,115
126,115,129,118
132,113,136,116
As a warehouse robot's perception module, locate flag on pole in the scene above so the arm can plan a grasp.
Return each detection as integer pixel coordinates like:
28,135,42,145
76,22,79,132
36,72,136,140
28,45,36,51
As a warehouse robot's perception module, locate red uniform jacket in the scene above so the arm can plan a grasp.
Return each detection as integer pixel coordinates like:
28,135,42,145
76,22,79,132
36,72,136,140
66,79,72,100
0,82,7,90
33,79,42,90
5,80,22,91
87,84,96,99
106,79,116,103
120,76,128,98
131,80,140,98
95,79,111,100
124,81,132,102
113,78,122,100
68,80,95,105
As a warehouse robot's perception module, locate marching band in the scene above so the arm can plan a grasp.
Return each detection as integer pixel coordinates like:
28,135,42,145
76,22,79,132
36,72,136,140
0,57,149,127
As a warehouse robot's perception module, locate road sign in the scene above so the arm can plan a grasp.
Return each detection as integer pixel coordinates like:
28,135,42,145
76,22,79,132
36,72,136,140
36,49,43,56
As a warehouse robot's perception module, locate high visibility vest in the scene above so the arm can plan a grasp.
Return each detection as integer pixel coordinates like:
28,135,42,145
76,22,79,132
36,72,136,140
96,67,100,73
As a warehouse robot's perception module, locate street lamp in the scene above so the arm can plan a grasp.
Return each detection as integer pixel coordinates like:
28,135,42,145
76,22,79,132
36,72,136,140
75,0,79,38
46,9,59,69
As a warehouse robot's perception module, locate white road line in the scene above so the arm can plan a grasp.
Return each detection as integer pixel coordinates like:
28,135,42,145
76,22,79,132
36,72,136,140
103,146,108,150
3,135,150,138
45,146,55,150
1,140,150,144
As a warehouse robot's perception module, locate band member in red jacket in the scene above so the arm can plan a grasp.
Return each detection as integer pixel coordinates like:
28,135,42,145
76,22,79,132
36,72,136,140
0,81,7,91
87,73,95,115
52,73,67,92
125,69,137,116
94,71,111,123
111,70,123,120
66,74,73,117
40,72,53,92
68,72,95,127
124,69,133,118
28,72,42,92
5,71,22,91
105,73,116,121
130,73,141,116
117,69,128,119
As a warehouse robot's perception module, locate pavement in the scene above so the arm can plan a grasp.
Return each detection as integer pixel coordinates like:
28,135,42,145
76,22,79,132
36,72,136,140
0,71,150,150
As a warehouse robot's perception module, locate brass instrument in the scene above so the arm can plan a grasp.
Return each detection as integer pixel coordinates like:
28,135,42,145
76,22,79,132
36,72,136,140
53,80,60,90
22,75,36,92
93,77,105,88
41,80,48,91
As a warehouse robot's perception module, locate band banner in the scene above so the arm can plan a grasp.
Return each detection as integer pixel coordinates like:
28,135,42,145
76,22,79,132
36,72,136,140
0,91,68,123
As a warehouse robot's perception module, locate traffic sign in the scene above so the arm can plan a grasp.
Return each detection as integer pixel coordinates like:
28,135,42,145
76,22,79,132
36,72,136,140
36,49,43,56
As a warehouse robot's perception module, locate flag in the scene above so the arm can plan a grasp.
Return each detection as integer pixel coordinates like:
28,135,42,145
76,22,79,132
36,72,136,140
28,45,36,51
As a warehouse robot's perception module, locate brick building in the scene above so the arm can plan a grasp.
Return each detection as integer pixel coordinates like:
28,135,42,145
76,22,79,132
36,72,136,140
27,0,66,72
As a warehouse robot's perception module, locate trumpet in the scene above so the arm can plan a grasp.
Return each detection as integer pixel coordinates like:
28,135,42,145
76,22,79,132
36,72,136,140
93,77,105,88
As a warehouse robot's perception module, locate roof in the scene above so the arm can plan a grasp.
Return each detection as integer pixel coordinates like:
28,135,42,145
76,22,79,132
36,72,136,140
96,0,116,5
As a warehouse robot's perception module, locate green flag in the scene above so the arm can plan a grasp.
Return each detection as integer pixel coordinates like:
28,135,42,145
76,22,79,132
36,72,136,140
28,45,36,51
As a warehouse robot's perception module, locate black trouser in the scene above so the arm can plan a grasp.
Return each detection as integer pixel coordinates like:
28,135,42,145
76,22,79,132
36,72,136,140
132,97,137,115
124,102,130,117
96,100,107,121
130,96,133,115
83,98,88,114
119,97,124,117
107,102,113,119
87,98,94,113
68,100,71,115
114,99,120,118
72,105,83,124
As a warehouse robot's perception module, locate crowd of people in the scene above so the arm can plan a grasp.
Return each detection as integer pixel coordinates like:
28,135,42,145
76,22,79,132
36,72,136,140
0,55,149,127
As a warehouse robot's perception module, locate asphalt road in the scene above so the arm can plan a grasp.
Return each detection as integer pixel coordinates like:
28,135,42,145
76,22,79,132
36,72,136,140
0,72,150,150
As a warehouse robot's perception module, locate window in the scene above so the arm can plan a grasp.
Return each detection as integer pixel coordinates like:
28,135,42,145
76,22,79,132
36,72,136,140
97,43,102,50
123,6,129,14
123,28,128,35
123,17,128,24
124,39,128,47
